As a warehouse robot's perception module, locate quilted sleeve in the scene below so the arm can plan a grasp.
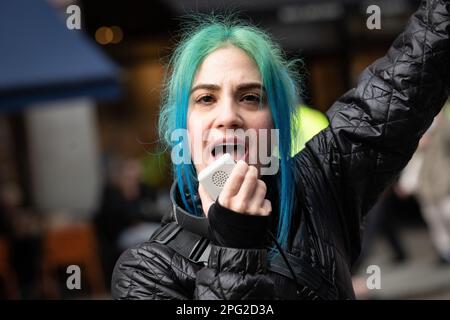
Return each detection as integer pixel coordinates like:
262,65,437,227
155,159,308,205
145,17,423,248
301,0,449,259
111,241,198,300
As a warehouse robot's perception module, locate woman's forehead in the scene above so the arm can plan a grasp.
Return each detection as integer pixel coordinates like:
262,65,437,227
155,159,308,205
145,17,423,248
192,46,261,86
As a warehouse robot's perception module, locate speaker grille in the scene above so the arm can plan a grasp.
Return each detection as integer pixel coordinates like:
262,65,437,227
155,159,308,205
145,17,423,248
212,170,229,188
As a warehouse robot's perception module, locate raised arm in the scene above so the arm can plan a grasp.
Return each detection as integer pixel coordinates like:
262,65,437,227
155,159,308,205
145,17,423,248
297,0,449,260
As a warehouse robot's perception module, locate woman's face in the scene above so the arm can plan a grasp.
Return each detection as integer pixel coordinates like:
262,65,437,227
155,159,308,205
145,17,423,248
187,46,274,174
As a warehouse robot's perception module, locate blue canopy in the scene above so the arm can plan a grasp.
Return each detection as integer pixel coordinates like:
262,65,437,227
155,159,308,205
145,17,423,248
0,0,120,112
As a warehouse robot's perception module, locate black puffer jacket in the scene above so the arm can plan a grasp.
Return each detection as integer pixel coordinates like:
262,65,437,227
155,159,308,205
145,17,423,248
112,0,450,300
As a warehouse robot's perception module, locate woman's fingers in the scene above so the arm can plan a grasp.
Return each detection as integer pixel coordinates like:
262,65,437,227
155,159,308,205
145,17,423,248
259,199,272,216
219,160,248,205
246,179,268,214
235,165,258,206
215,160,272,216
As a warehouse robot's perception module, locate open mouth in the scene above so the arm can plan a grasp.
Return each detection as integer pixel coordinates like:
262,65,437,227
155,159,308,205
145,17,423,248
211,142,247,161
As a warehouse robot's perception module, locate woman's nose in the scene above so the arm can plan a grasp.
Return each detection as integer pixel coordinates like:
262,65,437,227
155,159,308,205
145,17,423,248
214,98,243,129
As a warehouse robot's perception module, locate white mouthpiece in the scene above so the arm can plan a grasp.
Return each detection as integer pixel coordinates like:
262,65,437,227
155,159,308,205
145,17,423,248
198,153,236,200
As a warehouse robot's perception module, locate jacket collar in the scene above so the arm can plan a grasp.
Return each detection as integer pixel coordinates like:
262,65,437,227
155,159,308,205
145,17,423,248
169,181,210,238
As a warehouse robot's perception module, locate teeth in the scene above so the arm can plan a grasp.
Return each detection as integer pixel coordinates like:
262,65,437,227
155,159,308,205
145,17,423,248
212,144,245,158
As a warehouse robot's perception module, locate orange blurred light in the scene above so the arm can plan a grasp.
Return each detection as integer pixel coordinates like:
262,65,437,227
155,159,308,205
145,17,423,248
110,26,124,44
95,26,113,45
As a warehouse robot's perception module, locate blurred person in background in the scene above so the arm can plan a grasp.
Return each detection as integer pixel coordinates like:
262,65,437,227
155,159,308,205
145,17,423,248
352,117,436,276
112,0,449,300
351,180,421,298
0,182,42,299
353,183,413,268
416,102,450,263
94,158,163,290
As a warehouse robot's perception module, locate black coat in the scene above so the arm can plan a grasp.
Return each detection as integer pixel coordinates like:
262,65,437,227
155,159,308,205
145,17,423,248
112,0,450,300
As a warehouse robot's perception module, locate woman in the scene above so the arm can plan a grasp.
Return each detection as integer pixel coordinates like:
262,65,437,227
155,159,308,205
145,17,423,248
112,0,449,299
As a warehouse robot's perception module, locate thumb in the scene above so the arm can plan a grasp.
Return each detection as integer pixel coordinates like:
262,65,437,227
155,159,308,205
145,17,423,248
198,184,214,217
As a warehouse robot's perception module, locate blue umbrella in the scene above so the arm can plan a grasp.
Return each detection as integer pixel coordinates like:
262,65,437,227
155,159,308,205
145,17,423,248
0,0,120,112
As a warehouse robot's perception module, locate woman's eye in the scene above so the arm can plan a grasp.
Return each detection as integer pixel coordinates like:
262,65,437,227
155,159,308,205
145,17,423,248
196,95,215,104
242,94,261,103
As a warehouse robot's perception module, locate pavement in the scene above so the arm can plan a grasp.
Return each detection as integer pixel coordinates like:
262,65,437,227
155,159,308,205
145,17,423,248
353,225,450,299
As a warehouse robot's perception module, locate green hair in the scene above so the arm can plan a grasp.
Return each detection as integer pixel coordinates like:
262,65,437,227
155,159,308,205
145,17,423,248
158,13,301,249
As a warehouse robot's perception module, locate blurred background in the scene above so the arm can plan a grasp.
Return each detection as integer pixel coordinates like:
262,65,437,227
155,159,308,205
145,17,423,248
0,0,449,300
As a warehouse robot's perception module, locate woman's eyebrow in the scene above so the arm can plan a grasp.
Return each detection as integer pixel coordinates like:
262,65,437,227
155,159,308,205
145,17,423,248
190,84,220,94
236,83,266,92
190,82,265,95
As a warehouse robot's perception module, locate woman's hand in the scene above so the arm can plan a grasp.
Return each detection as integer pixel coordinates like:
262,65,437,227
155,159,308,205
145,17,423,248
198,160,272,217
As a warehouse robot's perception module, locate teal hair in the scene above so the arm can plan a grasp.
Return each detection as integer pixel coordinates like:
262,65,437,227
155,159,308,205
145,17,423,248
158,14,301,249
